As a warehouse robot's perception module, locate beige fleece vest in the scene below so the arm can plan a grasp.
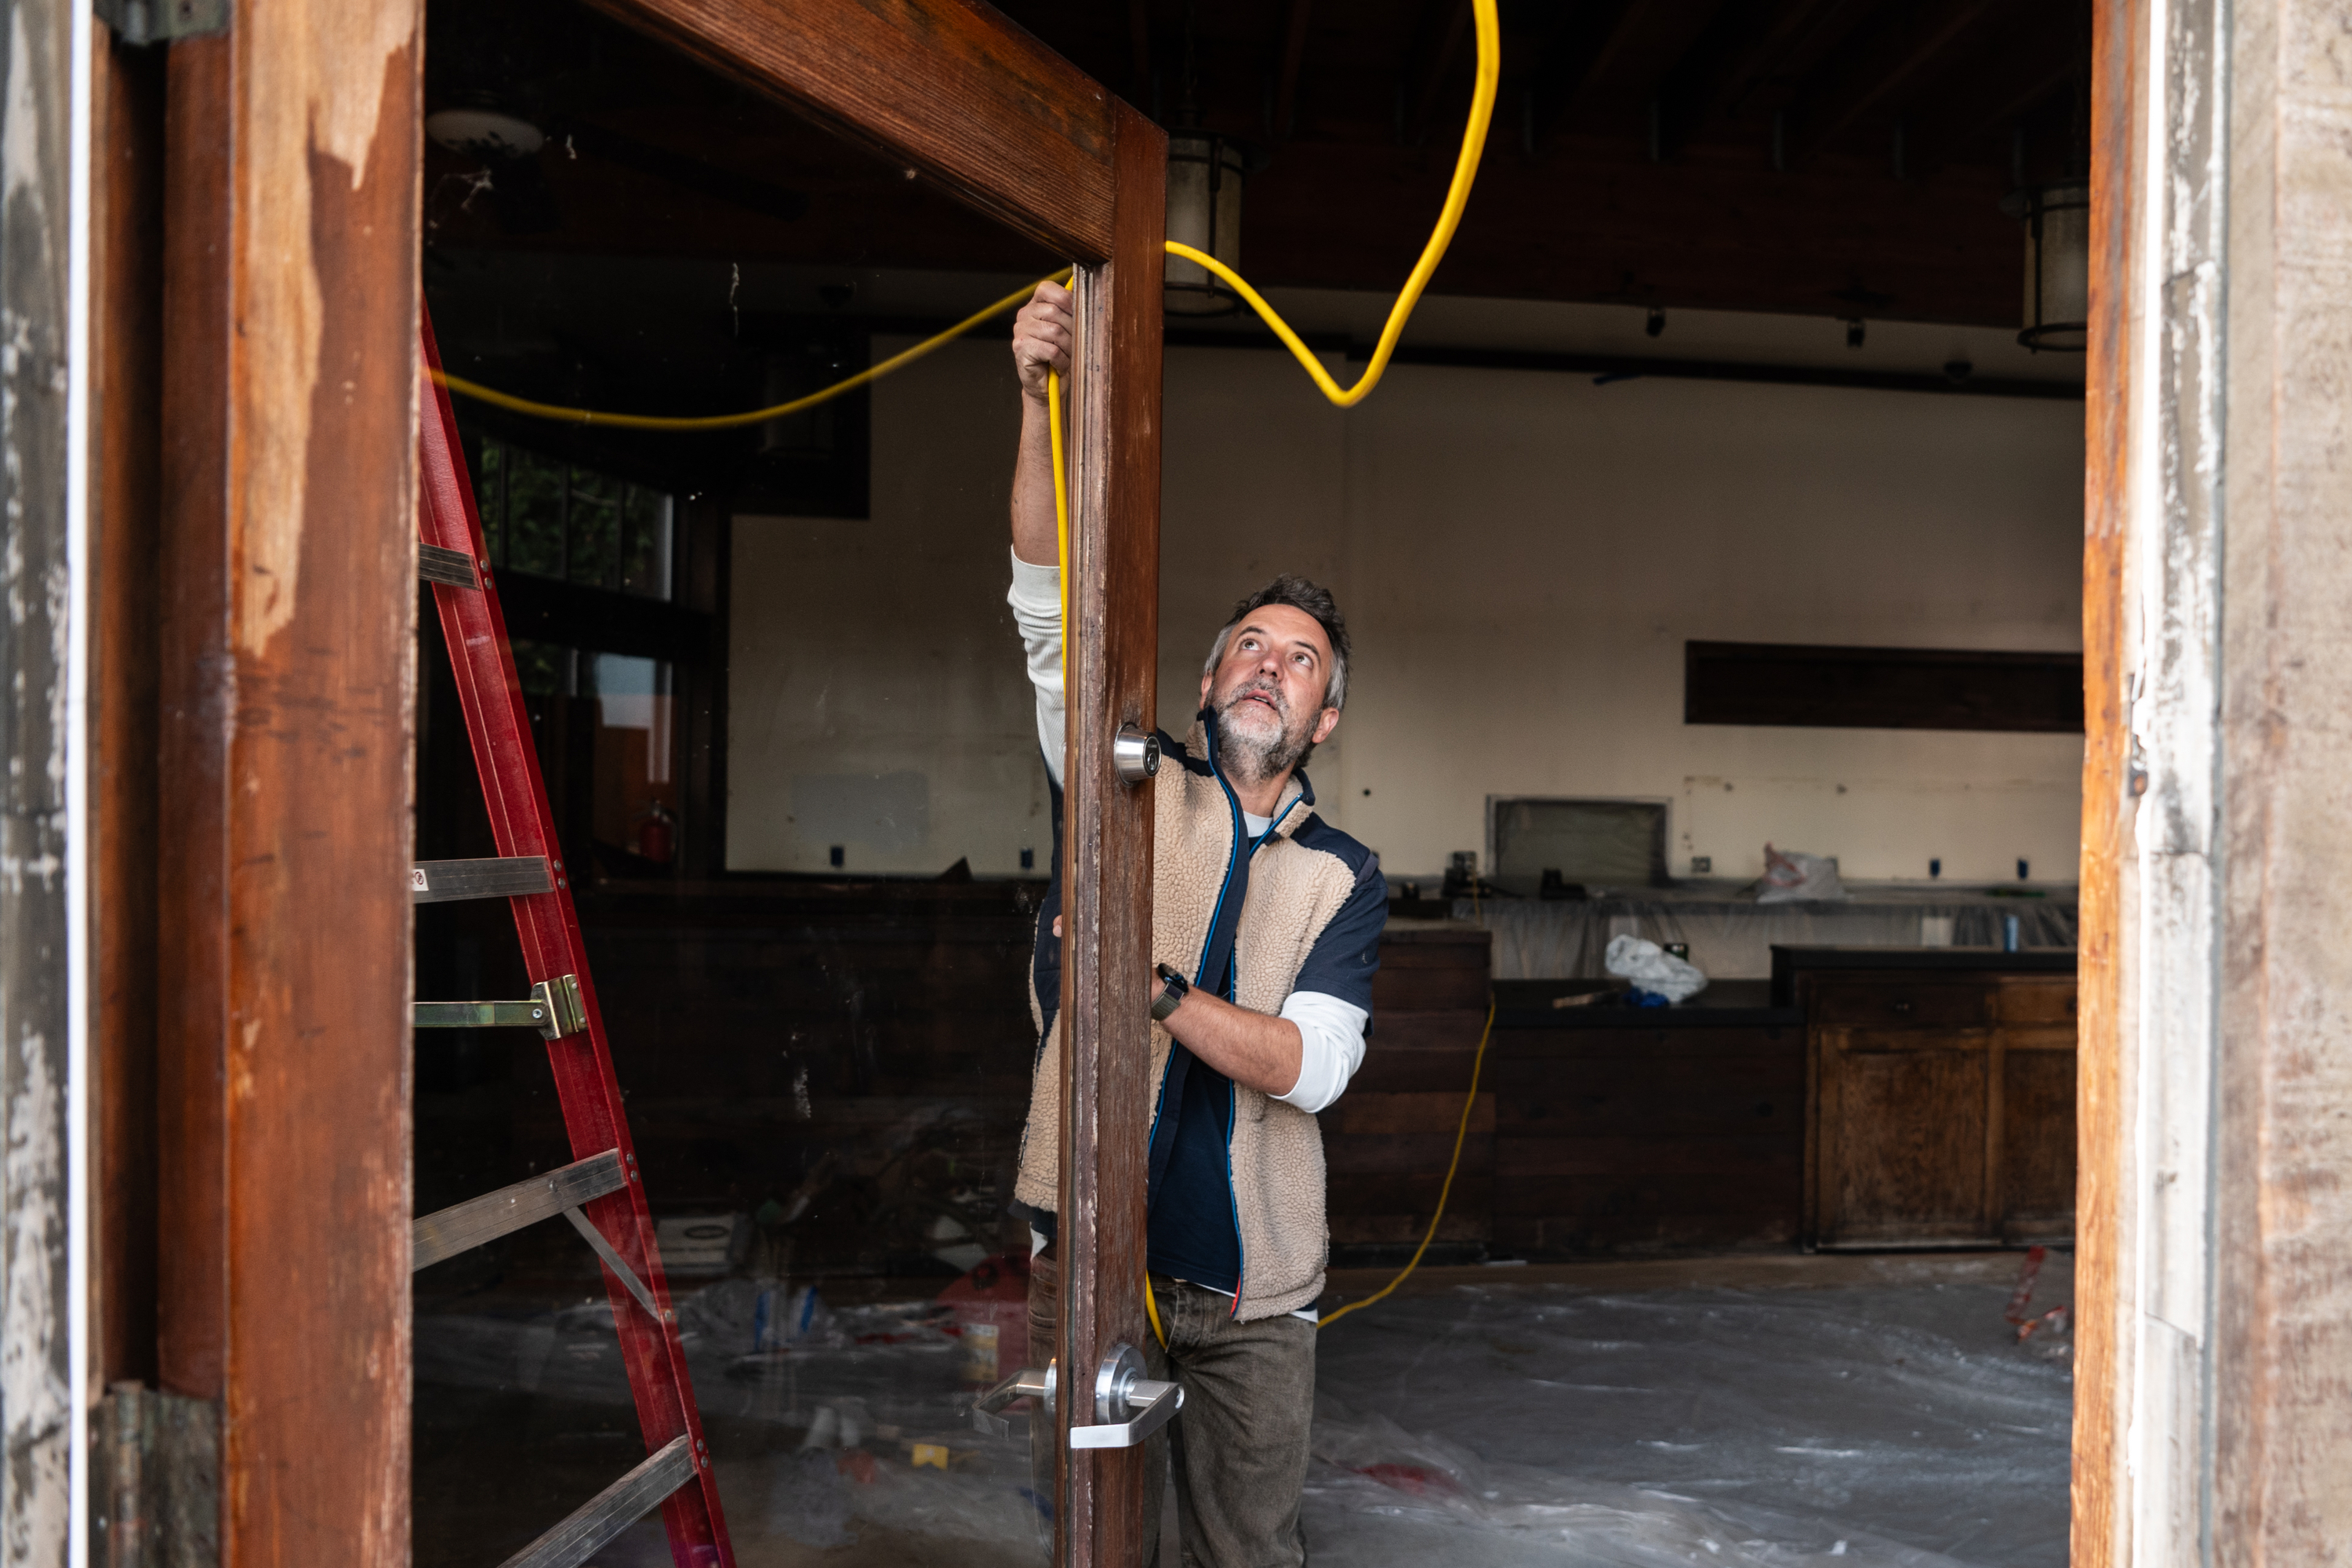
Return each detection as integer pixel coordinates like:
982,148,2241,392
1014,723,1363,1321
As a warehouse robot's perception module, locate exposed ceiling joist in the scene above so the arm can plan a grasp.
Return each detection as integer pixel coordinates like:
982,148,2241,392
1566,0,1663,122
1919,34,2091,163
1272,0,1315,139
1131,0,1152,100
1784,0,2005,167
1713,0,1874,118
1400,0,1475,144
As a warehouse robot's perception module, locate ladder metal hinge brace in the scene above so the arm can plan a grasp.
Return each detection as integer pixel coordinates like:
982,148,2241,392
94,1383,220,1568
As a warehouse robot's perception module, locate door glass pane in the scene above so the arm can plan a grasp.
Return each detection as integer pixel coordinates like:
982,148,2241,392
416,3,1067,1564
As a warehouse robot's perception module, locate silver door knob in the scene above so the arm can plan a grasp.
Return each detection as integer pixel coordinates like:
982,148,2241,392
1112,724,1160,783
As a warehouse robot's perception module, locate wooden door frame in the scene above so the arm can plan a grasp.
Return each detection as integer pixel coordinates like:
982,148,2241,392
143,1,1162,1564
2071,0,2132,1560
584,9,1167,1562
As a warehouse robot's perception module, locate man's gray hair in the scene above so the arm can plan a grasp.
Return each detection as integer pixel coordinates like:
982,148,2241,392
1202,575,1351,711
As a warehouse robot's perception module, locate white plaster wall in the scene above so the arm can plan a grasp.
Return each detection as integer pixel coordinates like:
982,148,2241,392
726,315,2085,885
727,336,1051,874
1155,346,2085,885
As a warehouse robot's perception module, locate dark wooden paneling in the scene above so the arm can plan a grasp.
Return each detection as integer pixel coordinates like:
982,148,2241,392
1493,1173,1803,1220
595,0,1118,261
1324,935,1493,1250
1500,1134,1798,1177
1686,641,2086,733
1370,960,1493,1011
1824,1048,1989,1241
156,12,420,1566
92,30,166,1388
1492,1025,1808,1060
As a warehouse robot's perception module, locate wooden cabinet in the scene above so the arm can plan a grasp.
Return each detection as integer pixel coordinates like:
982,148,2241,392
1791,959,2077,1249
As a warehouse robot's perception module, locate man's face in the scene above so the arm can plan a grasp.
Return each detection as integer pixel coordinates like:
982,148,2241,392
1199,604,1342,781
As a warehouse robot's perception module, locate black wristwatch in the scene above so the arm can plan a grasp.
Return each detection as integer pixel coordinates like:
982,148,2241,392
1150,963,1191,1022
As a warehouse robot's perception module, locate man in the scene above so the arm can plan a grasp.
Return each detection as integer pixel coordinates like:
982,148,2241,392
1002,278,1387,1566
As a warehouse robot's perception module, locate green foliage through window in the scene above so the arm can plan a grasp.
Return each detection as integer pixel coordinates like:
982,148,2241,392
474,437,673,600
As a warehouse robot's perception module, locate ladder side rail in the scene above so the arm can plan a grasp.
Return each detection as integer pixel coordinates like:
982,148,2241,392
416,314,733,1568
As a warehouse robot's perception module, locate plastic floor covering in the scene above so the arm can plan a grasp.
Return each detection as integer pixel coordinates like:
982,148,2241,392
420,1263,2071,1566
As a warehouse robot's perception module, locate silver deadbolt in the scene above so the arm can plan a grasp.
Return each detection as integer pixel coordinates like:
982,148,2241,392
1112,724,1160,783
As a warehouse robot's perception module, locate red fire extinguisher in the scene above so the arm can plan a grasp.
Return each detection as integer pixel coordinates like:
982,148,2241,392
636,801,675,863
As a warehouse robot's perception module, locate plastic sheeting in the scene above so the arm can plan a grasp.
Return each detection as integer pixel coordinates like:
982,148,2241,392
430,1272,2069,1566
1306,1279,2071,1567
1465,893,2081,981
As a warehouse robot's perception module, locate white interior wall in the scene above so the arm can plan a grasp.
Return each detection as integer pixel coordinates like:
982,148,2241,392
1158,345,2085,885
727,302,2085,884
727,336,1048,875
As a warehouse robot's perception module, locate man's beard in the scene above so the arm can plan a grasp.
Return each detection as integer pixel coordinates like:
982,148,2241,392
1211,680,1313,785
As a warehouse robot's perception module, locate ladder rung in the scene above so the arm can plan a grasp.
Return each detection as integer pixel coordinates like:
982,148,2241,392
419,543,482,589
495,1436,698,1568
413,999,551,1030
412,1150,627,1272
409,856,553,903
413,975,588,1040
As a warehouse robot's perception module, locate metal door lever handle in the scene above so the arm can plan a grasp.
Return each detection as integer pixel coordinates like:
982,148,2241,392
1069,1343,1183,1450
969,1362,1055,1438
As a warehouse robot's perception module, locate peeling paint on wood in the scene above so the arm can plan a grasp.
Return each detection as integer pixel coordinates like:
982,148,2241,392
0,0,78,1556
2098,0,2352,1558
154,3,421,1564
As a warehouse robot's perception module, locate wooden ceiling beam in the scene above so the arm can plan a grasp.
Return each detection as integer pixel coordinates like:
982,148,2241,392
1526,0,1655,152
1399,0,1475,144
1272,0,1314,139
1651,1,1780,160
1783,0,2005,168
1918,38,2092,163
590,0,1119,260
1131,0,1153,101
1712,0,1871,118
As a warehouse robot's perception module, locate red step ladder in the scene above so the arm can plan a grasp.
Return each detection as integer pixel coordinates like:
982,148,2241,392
409,310,734,1568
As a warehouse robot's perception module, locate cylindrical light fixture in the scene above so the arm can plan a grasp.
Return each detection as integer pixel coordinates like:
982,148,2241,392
1163,135,1247,317
2001,180,2089,352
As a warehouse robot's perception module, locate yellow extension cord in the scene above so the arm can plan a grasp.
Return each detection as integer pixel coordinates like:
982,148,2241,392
433,0,1501,1334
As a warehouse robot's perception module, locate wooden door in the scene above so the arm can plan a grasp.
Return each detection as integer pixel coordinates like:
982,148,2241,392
516,4,1167,1562
148,1,1162,1564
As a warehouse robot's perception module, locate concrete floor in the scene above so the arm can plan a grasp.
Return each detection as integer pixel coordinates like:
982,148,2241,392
414,1250,2074,1568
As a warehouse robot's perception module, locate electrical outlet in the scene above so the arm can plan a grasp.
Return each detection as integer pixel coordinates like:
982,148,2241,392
1690,855,1712,874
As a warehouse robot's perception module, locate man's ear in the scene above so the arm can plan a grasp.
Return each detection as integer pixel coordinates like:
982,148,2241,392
1312,707,1341,745
1199,669,1214,706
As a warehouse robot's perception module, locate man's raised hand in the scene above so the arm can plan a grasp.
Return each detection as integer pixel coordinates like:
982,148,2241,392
1011,279,1074,401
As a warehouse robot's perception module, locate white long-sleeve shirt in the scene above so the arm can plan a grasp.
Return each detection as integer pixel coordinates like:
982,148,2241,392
1007,550,1367,1113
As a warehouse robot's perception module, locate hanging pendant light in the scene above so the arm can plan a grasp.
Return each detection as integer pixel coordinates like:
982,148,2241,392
1164,134,1247,317
2001,180,2089,352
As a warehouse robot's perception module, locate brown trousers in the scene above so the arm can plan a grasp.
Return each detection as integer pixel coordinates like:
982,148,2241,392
1029,1244,1316,1568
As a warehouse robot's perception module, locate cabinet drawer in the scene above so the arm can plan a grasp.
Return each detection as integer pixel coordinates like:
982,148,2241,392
1997,979,2078,1025
1811,984,1990,1029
